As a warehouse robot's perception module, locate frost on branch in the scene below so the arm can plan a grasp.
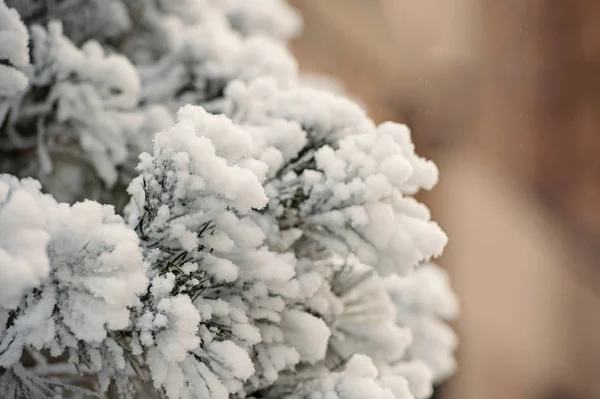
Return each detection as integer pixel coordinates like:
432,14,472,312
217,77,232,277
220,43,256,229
0,20,153,203
5,0,131,46
379,360,435,399
282,354,414,399
113,0,299,62
138,15,296,114
222,78,454,399
100,0,298,113
6,0,299,53
0,1,459,397
0,0,29,99
1,0,298,202
210,0,302,40
0,176,49,312
0,17,175,206
0,176,148,393
253,251,424,399
26,21,140,186
126,105,301,398
386,264,459,383
224,78,447,276
297,254,412,369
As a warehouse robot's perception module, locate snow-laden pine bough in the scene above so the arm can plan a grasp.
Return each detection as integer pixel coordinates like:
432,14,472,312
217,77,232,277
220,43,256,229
0,1,458,398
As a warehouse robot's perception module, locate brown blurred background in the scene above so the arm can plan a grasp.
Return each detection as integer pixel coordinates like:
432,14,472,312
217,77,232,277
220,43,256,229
289,1,600,398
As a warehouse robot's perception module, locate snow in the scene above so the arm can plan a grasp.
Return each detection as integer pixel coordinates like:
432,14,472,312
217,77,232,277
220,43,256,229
0,180,148,381
0,1,28,67
223,78,447,276
212,0,302,40
281,309,331,363
0,177,50,310
386,264,459,382
303,354,414,399
0,0,29,97
0,1,458,398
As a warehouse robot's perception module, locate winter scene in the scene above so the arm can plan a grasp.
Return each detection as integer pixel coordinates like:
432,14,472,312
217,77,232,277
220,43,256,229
2,1,599,399
0,1,456,397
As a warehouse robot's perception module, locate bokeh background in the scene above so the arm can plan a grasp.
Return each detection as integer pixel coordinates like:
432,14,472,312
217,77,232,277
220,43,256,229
288,1,600,398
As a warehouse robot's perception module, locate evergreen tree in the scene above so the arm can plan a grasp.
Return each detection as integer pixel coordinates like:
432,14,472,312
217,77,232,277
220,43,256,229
0,1,458,398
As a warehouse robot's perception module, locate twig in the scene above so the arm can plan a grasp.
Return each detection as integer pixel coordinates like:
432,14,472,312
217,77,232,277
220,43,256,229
37,117,52,174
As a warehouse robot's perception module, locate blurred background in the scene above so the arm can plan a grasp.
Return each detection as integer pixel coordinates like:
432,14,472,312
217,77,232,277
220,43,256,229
288,1,600,398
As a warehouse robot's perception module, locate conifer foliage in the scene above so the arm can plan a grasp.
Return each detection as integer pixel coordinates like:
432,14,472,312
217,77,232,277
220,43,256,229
0,1,458,398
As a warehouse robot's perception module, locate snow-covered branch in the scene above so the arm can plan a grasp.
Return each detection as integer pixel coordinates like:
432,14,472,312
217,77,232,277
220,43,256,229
0,1,457,398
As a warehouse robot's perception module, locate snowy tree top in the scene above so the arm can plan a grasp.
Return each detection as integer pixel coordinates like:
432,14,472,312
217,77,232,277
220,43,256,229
0,1,458,398
223,78,447,277
0,0,29,97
